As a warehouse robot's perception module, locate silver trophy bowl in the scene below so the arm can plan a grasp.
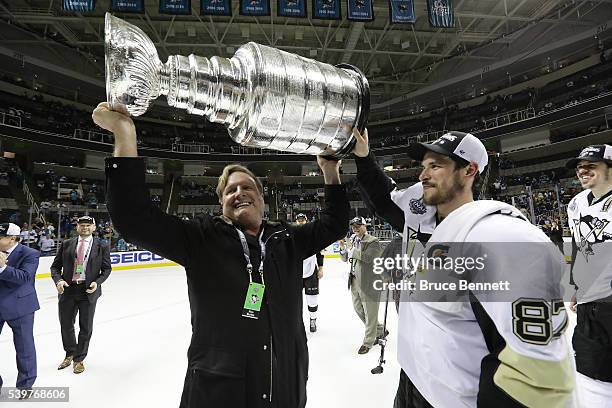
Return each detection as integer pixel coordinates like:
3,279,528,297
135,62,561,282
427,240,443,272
105,13,369,157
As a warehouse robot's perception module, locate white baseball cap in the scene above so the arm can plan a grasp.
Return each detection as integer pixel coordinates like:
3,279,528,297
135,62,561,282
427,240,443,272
349,217,367,226
0,223,21,236
407,131,489,174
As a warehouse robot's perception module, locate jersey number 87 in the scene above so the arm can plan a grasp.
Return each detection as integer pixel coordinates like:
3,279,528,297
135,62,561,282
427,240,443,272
512,298,568,345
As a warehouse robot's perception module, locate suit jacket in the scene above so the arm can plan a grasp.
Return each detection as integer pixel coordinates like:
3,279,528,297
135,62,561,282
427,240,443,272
0,243,41,321
50,236,112,302
340,233,382,299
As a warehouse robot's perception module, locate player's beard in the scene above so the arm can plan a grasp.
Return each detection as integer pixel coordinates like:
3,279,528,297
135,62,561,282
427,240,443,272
423,171,465,206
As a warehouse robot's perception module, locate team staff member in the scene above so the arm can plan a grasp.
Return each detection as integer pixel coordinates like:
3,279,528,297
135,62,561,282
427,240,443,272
51,216,112,374
565,144,612,407
92,102,350,408
0,223,40,400
352,129,574,407
339,217,384,354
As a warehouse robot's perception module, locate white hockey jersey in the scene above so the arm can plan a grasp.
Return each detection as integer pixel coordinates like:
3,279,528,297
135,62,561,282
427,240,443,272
390,183,574,408
567,188,612,303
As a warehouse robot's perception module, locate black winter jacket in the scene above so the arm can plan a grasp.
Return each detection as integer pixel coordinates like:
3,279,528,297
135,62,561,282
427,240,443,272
105,157,350,408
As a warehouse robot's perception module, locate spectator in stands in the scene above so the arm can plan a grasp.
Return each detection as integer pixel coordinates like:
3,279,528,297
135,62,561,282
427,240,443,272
44,223,55,237
69,189,79,205
548,218,564,254
85,192,98,209
38,234,55,256
115,238,128,252
8,211,22,225
20,223,37,248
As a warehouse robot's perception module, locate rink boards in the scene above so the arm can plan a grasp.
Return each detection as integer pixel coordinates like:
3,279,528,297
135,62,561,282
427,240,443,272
35,244,343,278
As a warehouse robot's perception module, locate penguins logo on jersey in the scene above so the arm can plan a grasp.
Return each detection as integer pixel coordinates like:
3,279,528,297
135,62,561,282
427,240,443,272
573,215,611,260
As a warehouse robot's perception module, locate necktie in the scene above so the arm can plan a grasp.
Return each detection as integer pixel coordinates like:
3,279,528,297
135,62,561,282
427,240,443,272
76,239,85,265
72,240,86,282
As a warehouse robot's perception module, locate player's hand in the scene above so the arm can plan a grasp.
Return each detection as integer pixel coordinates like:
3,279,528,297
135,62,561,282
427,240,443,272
352,127,369,158
56,280,69,294
0,251,7,268
86,281,98,294
92,102,136,137
317,268,324,279
569,293,577,313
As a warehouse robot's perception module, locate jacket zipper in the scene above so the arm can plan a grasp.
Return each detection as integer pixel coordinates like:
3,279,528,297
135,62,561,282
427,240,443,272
263,229,287,245
269,334,273,403
263,229,284,404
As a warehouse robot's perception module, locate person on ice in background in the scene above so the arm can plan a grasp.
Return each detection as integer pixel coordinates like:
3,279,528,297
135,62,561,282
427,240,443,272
295,213,324,333
339,216,386,355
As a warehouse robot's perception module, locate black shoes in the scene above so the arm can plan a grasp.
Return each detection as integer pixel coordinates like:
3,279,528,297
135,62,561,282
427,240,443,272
309,318,317,333
358,345,371,354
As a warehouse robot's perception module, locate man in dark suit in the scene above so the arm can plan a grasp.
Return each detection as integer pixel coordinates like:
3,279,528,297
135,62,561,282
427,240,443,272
0,222,40,399
51,216,112,374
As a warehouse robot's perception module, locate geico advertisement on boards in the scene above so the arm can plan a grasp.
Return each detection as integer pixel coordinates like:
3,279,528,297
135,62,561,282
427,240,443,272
36,251,176,278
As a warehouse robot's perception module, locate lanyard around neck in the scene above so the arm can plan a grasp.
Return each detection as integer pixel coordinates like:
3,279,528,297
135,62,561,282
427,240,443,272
235,227,266,285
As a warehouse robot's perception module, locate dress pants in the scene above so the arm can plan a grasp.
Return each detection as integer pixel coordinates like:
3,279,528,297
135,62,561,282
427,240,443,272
58,283,97,363
573,299,612,381
0,312,37,390
350,275,383,348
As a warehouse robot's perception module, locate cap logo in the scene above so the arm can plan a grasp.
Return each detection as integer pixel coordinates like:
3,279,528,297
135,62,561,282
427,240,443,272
579,146,600,157
433,134,457,145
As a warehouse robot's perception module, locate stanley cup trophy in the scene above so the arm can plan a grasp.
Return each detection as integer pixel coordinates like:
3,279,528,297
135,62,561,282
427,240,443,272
104,13,369,157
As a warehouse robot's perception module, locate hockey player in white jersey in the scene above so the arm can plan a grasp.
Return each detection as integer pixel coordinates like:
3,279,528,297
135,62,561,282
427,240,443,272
565,144,612,407
296,213,324,332
353,129,574,407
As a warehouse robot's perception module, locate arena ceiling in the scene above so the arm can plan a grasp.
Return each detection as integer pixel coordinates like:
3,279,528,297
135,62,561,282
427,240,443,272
1,0,612,121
